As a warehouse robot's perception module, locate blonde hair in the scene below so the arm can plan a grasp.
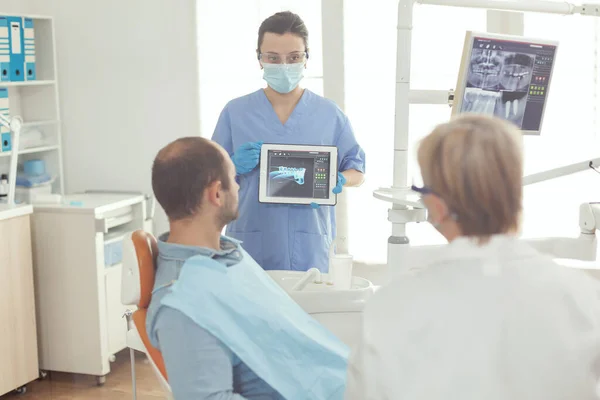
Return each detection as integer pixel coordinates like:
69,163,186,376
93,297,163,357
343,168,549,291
417,114,523,239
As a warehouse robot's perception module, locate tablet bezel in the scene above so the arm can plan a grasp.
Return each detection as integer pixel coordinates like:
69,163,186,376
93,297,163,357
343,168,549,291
259,143,338,206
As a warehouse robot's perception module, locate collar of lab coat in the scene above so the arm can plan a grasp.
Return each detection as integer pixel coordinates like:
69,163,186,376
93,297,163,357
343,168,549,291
446,234,538,260
398,234,550,279
419,234,547,276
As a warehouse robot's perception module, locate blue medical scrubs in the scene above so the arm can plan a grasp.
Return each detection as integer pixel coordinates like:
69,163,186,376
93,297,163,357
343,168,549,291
212,89,365,272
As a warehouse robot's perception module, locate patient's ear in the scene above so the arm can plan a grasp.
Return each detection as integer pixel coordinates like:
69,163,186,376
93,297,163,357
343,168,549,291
205,180,222,207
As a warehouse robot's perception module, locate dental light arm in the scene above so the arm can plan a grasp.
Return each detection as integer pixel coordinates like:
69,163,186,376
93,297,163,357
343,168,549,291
416,0,600,16
523,158,600,186
0,113,23,206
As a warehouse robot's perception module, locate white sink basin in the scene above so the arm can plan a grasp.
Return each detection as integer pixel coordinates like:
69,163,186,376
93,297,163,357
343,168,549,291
267,270,375,314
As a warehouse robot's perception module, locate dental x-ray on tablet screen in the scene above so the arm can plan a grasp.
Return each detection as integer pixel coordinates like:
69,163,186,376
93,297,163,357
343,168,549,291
452,31,558,135
259,144,338,206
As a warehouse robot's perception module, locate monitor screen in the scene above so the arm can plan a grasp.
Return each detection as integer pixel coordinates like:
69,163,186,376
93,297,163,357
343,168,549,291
452,31,558,135
266,150,331,199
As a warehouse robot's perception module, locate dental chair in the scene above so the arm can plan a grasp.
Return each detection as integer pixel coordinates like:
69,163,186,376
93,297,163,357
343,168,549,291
121,230,173,400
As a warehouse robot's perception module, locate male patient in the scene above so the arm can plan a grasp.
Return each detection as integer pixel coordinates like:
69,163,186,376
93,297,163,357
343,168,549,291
146,137,348,400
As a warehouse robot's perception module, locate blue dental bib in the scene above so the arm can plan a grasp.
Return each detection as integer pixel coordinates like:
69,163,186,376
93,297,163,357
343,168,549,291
148,249,349,399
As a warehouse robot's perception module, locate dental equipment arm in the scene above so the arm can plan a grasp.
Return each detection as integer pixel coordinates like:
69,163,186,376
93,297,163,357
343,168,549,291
0,113,22,206
416,0,600,16
523,158,600,186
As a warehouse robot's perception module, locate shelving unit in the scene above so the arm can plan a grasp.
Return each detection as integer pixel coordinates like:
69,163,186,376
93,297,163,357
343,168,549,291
0,14,64,197
1,80,55,87
22,120,59,128
0,145,59,158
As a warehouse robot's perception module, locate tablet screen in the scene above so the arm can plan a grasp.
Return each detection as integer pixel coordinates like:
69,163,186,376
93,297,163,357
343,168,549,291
266,149,331,199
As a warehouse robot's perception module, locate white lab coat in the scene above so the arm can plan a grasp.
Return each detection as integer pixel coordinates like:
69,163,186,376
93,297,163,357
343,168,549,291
346,235,600,400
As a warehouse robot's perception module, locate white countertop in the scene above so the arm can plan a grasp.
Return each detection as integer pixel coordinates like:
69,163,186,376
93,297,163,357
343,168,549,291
0,203,34,221
32,193,145,215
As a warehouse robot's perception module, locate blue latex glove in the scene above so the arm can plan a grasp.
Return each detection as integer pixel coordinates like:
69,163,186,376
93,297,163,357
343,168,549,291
311,172,346,209
232,141,263,175
332,172,347,194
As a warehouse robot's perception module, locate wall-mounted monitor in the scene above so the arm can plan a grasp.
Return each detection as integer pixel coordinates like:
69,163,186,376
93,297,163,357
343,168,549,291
452,31,558,135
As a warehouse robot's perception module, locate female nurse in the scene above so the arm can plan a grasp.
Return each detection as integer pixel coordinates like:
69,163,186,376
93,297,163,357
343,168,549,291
212,11,365,272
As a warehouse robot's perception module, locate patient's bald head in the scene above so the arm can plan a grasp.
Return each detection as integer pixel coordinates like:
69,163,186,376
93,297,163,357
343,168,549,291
152,137,236,222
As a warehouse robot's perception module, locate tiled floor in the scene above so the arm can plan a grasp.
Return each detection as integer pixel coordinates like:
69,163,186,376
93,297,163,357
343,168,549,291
1,350,165,400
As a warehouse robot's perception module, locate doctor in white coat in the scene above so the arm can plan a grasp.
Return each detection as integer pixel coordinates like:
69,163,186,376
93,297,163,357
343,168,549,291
345,115,600,400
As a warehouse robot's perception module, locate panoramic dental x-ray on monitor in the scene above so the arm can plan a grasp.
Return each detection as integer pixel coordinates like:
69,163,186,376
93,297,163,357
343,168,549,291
452,31,558,135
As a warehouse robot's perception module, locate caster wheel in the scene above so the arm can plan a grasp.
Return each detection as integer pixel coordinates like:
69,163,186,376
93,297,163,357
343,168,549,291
39,369,48,379
109,354,116,363
96,375,106,386
14,385,27,395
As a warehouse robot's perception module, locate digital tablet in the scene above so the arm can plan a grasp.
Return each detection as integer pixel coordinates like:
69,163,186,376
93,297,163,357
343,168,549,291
259,144,338,206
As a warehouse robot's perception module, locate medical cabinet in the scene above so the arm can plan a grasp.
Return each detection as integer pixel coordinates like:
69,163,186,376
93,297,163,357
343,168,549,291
30,193,150,385
0,204,38,396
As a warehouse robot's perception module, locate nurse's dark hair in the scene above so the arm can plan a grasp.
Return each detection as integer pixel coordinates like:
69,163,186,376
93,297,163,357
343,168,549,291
152,137,230,221
257,11,309,56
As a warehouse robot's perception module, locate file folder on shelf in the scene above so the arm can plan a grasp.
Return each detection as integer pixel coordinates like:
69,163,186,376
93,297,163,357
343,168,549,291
7,16,24,82
1,132,10,152
0,87,11,152
0,17,10,82
24,18,35,81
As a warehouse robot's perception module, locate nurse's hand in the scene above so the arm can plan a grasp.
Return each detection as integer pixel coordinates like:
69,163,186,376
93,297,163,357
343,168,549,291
310,173,347,209
232,141,263,175
332,172,347,194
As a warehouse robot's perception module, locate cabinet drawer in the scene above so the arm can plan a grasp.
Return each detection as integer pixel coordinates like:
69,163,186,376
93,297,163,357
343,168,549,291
96,206,134,233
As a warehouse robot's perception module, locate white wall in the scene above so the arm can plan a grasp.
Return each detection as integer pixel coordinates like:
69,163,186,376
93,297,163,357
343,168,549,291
28,0,200,234
0,0,33,14
196,0,325,138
